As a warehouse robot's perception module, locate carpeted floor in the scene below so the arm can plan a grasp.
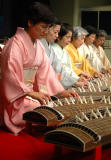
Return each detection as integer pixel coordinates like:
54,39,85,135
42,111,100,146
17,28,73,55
0,128,111,160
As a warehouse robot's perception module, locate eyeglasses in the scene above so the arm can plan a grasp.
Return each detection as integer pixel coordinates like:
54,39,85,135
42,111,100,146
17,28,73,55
39,24,50,31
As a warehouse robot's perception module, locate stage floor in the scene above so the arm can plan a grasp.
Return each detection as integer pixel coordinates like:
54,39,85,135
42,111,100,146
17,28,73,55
0,128,111,160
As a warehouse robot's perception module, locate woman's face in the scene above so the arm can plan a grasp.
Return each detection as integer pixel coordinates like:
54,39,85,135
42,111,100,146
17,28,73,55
73,35,85,48
58,31,72,48
46,25,61,42
94,36,105,47
85,34,96,45
27,21,50,41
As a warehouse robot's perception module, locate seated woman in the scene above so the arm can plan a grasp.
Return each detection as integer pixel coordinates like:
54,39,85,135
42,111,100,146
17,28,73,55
0,2,78,135
92,29,111,73
78,25,103,72
65,26,102,80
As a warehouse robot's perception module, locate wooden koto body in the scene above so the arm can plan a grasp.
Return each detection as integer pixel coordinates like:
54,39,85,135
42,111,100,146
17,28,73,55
45,106,111,152
23,95,111,126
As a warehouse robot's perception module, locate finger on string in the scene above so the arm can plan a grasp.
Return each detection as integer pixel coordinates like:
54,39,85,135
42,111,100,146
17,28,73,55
39,99,45,105
44,94,51,101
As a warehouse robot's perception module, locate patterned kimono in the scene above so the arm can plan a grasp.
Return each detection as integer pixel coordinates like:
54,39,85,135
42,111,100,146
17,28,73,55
40,39,79,89
91,44,111,71
78,43,103,72
0,28,64,134
65,43,96,76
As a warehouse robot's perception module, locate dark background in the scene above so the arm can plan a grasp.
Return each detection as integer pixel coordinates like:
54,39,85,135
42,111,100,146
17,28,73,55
0,0,51,38
0,0,111,39
81,11,111,35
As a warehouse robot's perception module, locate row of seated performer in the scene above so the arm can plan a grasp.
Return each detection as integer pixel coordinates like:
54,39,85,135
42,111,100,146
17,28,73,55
0,1,111,157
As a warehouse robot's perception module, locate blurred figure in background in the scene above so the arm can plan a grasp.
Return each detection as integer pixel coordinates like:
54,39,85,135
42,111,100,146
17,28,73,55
65,26,102,80
78,25,103,72
92,29,111,73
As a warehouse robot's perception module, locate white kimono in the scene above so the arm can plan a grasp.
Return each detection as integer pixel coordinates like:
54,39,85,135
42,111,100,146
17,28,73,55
91,44,111,70
78,43,103,72
40,39,79,89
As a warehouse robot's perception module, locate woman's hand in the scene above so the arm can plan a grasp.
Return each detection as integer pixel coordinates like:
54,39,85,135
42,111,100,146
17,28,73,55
80,72,93,80
27,91,51,105
78,76,88,82
94,72,103,79
75,81,89,88
102,68,111,74
57,90,79,99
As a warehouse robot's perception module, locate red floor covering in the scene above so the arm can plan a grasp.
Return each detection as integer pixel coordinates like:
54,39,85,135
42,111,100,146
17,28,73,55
0,128,111,160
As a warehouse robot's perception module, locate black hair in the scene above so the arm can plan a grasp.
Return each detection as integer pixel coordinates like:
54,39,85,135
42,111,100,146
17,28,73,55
23,2,54,28
96,29,108,38
84,25,97,36
49,16,61,27
58,23,73,39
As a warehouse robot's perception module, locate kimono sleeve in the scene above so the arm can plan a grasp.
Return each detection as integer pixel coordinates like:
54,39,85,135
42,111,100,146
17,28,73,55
33,43,64,96
49,47,79,89
82,57,96,75
65,47,83,75
100,47,111,69
0,41,31,103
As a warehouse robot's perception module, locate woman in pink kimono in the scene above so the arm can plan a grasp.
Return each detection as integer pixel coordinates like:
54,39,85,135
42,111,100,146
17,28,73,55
0,2,78,134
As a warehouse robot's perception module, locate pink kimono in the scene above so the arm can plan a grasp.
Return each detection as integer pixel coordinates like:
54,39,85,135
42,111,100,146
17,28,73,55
0,28,64,134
